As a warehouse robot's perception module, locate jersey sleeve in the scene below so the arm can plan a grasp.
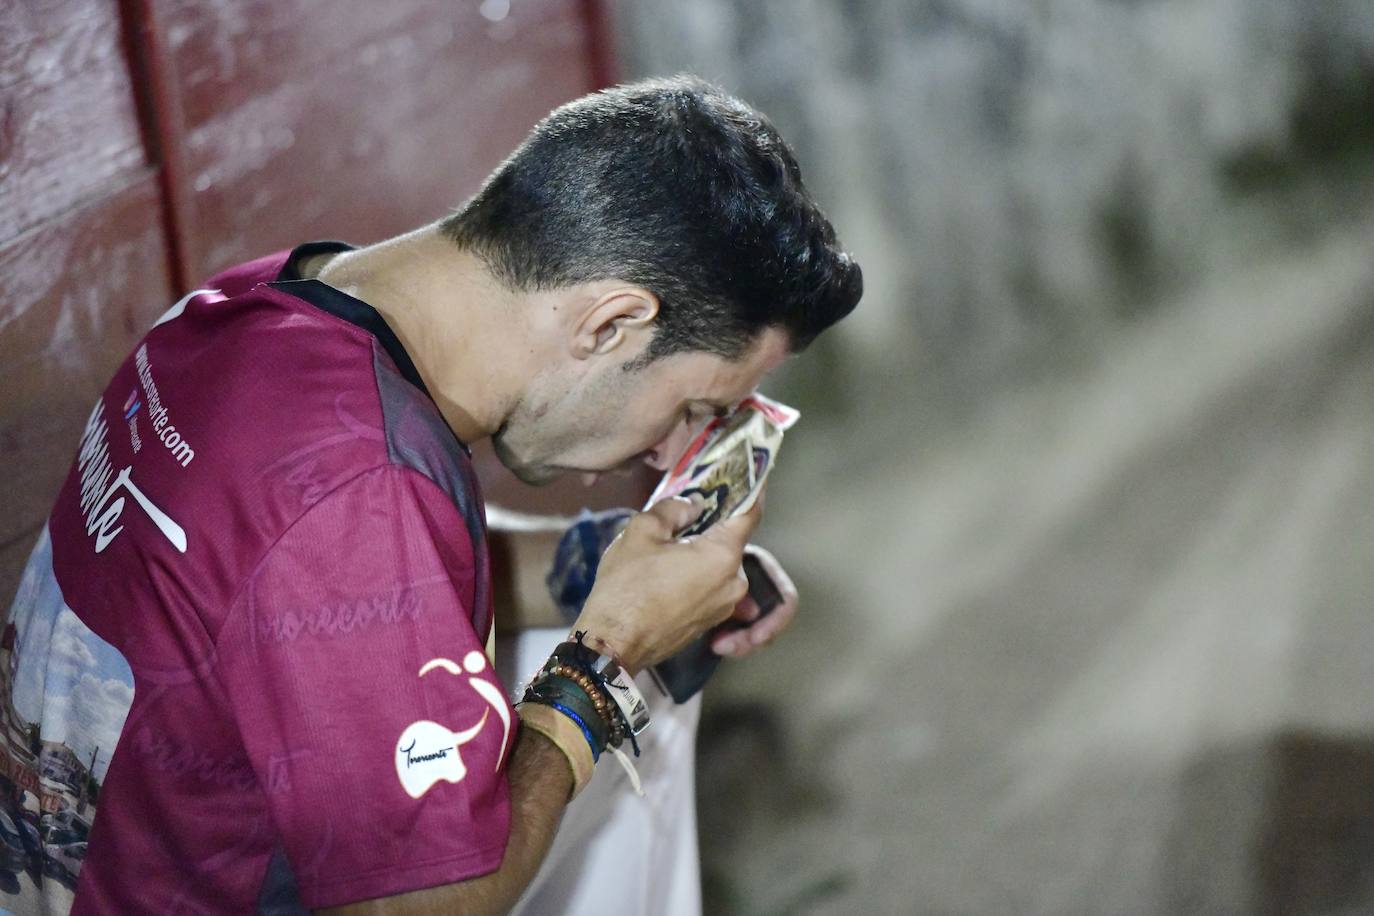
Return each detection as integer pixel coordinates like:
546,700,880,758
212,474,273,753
216,464,514,909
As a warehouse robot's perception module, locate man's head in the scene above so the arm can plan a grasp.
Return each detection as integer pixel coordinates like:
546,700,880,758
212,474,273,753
437,76,861,482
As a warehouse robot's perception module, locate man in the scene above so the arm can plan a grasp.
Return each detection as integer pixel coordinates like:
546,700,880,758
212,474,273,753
1,77,860,913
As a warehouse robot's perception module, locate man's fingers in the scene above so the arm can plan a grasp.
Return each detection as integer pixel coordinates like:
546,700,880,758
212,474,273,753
745,596,793,643
640,495,705,539
714,596,792,656
712,544,799,658
711,628,744,656
703,497,763,550
731,595,762,624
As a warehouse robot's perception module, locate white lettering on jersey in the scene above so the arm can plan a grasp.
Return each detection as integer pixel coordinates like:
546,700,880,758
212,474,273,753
76,401,187,554
135,344,195,468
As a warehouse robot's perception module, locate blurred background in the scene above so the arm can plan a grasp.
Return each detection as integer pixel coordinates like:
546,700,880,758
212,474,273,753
4,1,1374,913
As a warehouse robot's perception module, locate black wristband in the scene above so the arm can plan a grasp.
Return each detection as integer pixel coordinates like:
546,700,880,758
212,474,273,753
524,674,610,754
552,638,601,670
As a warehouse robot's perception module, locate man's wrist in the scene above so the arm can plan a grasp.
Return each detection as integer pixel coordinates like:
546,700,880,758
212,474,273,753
517,704,595,799
552,632,651,739
567,611,644,675
580,630,639,676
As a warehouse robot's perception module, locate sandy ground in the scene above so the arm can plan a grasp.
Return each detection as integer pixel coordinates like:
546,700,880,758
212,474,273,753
697,223,1374,915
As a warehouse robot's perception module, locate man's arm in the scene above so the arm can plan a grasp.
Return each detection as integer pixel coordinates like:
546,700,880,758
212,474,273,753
319,495,758,914
488,506,803,657
486,505,573,633
319,728,572,916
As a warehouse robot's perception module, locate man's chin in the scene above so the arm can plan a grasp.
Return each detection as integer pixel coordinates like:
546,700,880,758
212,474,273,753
492,435,559,486
505,462,565,486
505,466,615,489
491,436,636,488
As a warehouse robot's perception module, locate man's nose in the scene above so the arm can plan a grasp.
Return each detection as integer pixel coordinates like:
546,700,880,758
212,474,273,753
644,419,696,472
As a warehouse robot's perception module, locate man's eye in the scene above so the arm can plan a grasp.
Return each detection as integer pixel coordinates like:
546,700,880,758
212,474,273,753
684,407,711,427
684,404,729,427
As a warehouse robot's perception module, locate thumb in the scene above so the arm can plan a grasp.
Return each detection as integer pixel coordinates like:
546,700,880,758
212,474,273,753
703,497,762,551
643,494,706,539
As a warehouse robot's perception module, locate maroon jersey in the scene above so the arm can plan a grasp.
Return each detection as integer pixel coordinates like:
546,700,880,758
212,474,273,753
1,243,514,912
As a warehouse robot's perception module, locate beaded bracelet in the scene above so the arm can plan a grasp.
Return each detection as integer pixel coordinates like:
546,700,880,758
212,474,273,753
548,633,649,753
522,634,649,796
548,664,624,749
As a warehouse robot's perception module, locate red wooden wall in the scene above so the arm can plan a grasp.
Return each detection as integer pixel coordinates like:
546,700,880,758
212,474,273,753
1,0,625,601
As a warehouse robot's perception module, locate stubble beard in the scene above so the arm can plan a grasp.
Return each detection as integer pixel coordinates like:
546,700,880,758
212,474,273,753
492,363,633,486
491,422,560,486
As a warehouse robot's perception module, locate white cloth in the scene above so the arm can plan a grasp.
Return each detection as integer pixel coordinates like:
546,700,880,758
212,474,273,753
498,628,703,916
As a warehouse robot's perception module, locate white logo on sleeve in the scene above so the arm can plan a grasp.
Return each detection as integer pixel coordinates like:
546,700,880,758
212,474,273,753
395,650,512,800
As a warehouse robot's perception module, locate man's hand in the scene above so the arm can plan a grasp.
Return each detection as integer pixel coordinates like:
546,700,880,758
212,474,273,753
573,495,761,673
709,544,799,658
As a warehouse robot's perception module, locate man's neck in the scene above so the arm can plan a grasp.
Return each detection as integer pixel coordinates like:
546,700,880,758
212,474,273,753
311,226,534,445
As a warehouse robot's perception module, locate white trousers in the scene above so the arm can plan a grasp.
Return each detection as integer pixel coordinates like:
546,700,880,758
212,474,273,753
498,628,703,916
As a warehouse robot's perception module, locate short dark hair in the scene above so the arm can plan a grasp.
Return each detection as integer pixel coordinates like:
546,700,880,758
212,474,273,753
439,76,862,362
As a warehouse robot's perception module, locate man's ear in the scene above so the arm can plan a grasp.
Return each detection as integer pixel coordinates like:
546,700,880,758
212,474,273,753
571,285,659,359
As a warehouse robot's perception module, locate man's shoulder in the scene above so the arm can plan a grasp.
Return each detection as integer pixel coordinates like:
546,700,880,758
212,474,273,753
106,242,484,604
83,276,398,591
200,249,295,297
168,279,480,556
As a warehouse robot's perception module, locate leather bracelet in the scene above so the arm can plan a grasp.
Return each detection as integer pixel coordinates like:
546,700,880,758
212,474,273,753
528,634,652,798
553,637,651,738
517,702,596,799
525,674,610,756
